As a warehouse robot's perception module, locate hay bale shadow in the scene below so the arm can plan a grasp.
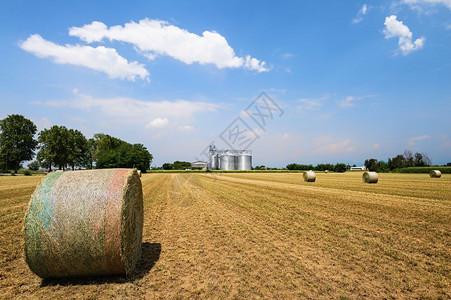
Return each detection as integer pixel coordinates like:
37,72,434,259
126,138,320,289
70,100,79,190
40,242,161,287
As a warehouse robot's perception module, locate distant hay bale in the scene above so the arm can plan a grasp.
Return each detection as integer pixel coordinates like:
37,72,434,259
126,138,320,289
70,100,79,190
324,170,328,174
137,170,142,177
303,170,316,182
363,171,378,183
429,170,441,178
24,168,143,279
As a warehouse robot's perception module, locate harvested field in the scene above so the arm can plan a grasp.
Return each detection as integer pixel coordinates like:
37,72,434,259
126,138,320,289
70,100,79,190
0,172,450,299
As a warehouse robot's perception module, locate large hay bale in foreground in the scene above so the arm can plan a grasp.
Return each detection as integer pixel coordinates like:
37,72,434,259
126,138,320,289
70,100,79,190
363,171,378,183
303,171,316,182
24,169,143,279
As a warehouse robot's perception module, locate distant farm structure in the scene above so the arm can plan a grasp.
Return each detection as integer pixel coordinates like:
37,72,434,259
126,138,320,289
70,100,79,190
208,145,252,170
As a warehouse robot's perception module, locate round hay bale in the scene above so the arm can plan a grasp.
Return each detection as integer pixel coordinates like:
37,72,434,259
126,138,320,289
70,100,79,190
363,171,378,183
324,170,328,174
303,170,316,182
24,168,143,279
429,170,441,178
137,170,142,177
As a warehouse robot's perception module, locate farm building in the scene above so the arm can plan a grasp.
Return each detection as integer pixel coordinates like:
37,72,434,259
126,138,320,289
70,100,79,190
191,161,208,170
350,166,367,171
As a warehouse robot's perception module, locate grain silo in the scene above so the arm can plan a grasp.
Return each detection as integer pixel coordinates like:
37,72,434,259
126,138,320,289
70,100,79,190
237,151,252,170
210,153,219,170
220,152,236,170
207,144,252,170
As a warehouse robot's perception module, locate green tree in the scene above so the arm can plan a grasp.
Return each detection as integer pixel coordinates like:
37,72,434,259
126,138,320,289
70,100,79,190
334,163,347,173
27,161,40,171
162,163,173,170
172,161,191,170
364,158,379,171
37,125,70,171
0,114,37,173
67,129,89,170
92,133,153,170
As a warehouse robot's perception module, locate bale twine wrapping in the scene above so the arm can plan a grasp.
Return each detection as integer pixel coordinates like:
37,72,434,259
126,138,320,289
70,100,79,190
303,171,316,182
24,169,143,279
363,171,378,183
429,170,441,178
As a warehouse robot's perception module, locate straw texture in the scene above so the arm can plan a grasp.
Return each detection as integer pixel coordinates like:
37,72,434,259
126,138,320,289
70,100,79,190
303,171,316,182
363,171,378,183
24,169,143,279
429,170,441,178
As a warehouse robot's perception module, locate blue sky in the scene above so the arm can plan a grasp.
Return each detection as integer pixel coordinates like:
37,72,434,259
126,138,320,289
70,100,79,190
1,0,450,167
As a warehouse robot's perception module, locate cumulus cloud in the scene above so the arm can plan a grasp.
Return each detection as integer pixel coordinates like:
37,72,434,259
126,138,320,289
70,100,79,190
407,134,430,146
370,144,381,150
146,118,169,129
383,15,425,55
297,95,329,111
339,95,375,107
401,0,451,10
314,138,356,154
177,125,195,131
69,19,270,72
20,34,149,81
352,4,368,24
34,90,221,129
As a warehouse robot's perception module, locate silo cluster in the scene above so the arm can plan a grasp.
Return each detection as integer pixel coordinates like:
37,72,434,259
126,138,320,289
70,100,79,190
209,147,252,170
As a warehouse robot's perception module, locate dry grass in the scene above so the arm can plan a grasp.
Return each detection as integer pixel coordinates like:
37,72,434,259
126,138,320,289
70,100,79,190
0,172,450,299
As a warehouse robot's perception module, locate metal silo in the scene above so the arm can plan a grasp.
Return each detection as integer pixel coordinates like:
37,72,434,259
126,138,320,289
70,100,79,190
210,154,219,170
237,153,252,170
220,152,236,170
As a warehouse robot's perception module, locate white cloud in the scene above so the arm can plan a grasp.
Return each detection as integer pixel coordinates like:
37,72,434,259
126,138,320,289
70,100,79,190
370,144,381,150
314,137,356,154
20,34,149,81
32,117,52,131
69,19,269,72
146,118,169,129
401,0,451,10
407,134,431,146
339,95,375,107
33,90,222,129
383,15,425,55
352,4,368,24
297,95,329,111
178,125,195,131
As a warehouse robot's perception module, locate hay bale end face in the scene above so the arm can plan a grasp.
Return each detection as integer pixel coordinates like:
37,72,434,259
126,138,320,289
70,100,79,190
303,170,316,182
429,170,441,178
363,171,378,183
24,169,143,279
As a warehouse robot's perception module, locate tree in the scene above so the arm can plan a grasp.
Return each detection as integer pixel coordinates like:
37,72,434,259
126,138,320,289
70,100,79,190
286,163,313,170
162,163,173,170
334,163,347,173
67,129,89,170
37,125,71,171
27,161,40,171
92,133,153,170
0,114,37,173
364,158,379,171
404,150,414,167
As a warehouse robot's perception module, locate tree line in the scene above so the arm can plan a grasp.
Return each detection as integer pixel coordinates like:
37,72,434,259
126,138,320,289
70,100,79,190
286,163,348,172
0,114,153,173
364,150,431,172
161,161,192,170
